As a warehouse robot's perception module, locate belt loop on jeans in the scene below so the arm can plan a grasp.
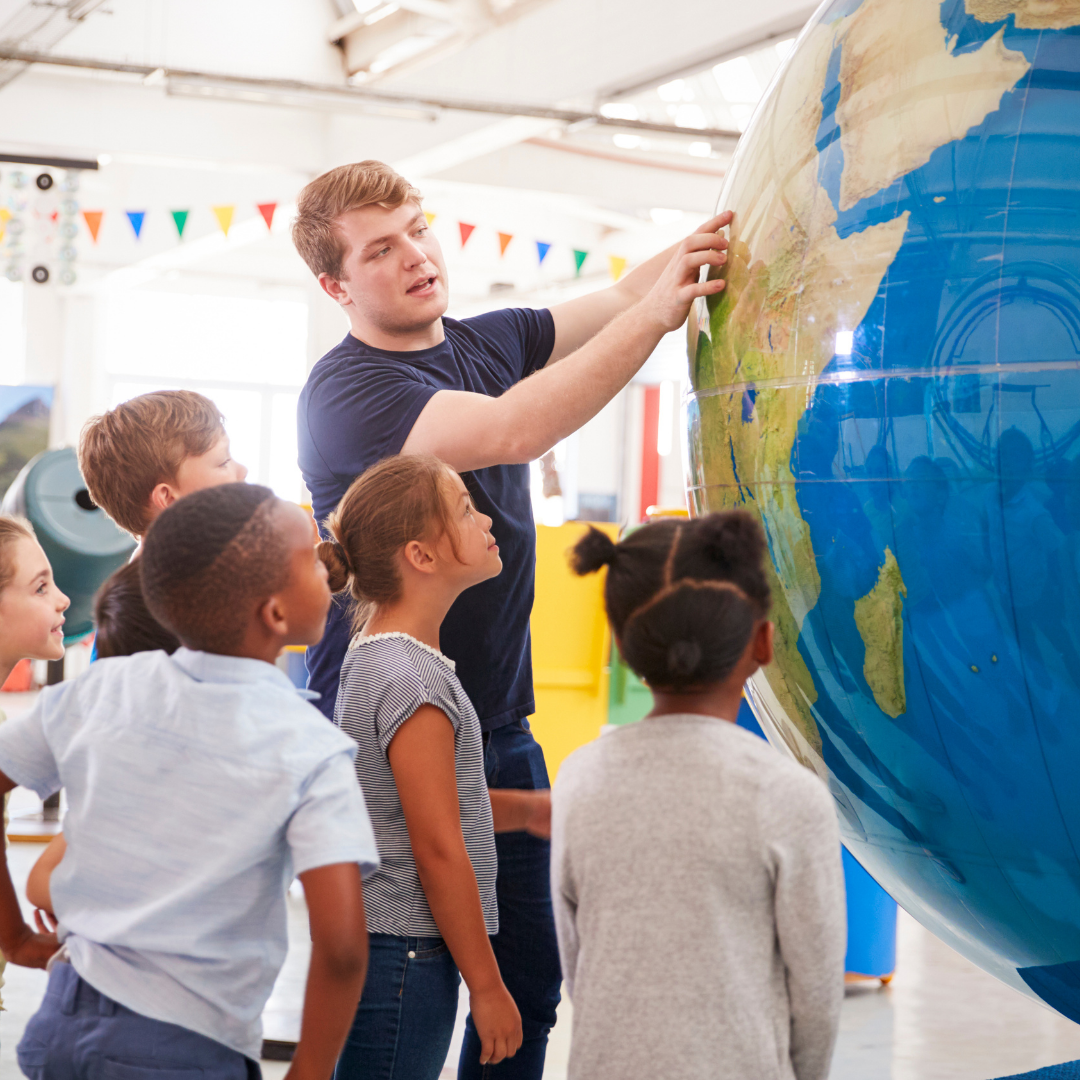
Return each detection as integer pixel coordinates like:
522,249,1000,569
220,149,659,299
59,968,79,1016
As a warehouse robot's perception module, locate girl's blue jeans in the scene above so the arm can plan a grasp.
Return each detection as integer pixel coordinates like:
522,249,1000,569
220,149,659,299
334,934,460,1080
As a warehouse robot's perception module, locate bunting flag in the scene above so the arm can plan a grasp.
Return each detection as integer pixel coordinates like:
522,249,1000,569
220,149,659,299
424,211,436,227
498,231,513,256
573,249,588,276
256,202,277,231
0,208,10,242
536,241,551,265
82,210,103,243
212,205,235,237
171,210,189,239
458,222,476,248
125,211,146,240
608,255,627,282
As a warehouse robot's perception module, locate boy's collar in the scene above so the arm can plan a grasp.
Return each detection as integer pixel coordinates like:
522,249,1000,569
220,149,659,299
171,647,320,700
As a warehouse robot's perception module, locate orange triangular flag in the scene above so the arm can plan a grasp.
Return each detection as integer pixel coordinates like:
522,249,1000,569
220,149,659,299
256,202,277,231
82,210,103,243
498,232,513,256
608,255,627,282
424,211,436,226
212,205,235,237
459,222,476,248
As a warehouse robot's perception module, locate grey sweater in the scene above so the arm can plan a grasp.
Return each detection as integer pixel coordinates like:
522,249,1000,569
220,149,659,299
551,714,845,1080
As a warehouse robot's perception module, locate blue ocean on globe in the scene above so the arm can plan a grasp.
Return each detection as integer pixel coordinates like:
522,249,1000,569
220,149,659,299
686,0,1080,1018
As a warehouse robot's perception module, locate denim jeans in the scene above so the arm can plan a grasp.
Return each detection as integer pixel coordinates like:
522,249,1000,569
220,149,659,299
458,719,562,1080
335,934,460,1080
17,962,259,1080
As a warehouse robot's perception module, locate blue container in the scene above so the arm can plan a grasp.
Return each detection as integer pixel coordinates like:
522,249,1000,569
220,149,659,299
843,846,898,979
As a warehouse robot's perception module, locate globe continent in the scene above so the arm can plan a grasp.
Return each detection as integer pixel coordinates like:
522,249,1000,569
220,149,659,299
687,0,1080,1020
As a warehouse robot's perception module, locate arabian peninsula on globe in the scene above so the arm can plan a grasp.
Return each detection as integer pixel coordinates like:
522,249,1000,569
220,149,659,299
687,0,1080,1020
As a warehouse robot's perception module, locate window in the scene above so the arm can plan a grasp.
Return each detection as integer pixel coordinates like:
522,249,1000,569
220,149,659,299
103,290,309,502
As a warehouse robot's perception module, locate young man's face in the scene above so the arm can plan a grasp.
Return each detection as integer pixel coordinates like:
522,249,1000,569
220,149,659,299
321,202,448,337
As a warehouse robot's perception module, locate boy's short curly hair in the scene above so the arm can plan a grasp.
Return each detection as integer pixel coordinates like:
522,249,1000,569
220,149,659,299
78,391,225,537
140,483,291,654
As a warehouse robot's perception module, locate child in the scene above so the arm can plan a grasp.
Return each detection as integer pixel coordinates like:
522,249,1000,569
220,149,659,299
26,559,181,919
0,515,71,1014
320,454,547,1080
0,483,380,1080
554,512,846,1080
78,389,247,540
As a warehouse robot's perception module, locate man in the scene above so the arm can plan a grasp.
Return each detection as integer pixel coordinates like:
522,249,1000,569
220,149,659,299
293,159,729,1079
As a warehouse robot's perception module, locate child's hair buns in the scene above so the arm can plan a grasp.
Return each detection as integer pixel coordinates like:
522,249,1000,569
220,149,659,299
571,511,771,692
569,527,618,574
317,537,352,594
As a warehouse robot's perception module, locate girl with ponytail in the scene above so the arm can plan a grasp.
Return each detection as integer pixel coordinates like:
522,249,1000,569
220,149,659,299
552,510,846,1080
320,454,546,1080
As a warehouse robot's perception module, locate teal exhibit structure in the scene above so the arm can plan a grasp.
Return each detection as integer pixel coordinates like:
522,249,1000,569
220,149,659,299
2,447,135,642
686,0,1080,1018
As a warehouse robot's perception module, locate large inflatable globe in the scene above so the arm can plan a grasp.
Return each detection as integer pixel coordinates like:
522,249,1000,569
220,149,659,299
687,0,1080,1019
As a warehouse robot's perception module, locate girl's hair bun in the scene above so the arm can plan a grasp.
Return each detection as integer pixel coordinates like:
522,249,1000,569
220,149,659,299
570,527,618,576
317,538,351,594
695,511,766,567
667,640,703,679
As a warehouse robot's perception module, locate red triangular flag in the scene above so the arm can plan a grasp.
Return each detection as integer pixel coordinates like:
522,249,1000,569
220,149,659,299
82,210,103,243
459,222,476,248
256,202,277,231
498,231,513,256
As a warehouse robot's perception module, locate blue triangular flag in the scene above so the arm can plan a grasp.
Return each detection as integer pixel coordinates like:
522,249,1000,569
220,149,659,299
126,211,146,239
536,241,551,265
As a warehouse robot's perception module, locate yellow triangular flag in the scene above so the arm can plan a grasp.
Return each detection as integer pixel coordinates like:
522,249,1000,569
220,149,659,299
424,212,436,226
212,205,235,237
608,255,627,282
0,208,10,242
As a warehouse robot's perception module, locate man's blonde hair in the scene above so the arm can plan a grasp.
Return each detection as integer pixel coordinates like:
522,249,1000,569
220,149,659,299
292,160,422,281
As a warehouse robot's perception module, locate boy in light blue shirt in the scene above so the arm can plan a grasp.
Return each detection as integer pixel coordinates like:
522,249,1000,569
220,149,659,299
0,483,380,1080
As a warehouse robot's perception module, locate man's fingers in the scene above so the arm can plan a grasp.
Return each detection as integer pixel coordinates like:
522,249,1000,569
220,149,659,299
683,250,728,272
489,1038,507,1065
680,280,727,305
479,1035,494,1065
696,210,734,234
680,232,729,256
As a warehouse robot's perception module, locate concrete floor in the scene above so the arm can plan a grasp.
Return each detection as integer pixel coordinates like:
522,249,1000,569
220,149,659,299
4,802,1080,1078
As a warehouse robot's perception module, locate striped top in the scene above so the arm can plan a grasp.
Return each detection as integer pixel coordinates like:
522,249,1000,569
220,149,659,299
335,632,498,936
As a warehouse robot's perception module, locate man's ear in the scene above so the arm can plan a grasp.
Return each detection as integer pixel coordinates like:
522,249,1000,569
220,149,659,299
319,272,352,309
148,483,178,515
257,594,289,638
401,539,437,575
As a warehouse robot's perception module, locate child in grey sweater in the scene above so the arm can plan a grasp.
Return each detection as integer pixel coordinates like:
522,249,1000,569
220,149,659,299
551,512,845,1080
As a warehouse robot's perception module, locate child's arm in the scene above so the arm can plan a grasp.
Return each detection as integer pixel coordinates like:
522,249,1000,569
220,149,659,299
286,862,368,1080
26,833,66,914
488,789,550,838
0,769,60,968
389,705,523,1067
771,779,846,1080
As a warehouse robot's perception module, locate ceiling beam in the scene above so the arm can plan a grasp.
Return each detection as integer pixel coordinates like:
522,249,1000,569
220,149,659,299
0,48,742,141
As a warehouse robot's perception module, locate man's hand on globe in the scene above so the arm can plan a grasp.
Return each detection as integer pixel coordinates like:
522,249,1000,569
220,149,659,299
642,210,733,334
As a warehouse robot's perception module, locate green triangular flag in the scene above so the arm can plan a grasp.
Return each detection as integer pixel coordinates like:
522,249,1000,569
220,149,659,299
573,249,588,276
171,210,190,240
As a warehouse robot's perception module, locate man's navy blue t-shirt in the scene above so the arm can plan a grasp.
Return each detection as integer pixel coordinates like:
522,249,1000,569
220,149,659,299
297,307,555,732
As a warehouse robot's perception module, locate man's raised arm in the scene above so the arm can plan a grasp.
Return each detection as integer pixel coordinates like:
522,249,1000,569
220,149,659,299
401,213,730,474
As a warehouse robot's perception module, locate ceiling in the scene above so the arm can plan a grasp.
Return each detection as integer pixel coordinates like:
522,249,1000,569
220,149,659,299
0,0,817,305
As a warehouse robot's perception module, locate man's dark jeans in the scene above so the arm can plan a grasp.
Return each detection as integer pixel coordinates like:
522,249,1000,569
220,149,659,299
458,719,562,1080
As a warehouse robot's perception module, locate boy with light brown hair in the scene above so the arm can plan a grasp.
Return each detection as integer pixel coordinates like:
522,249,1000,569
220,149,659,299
78,390,248,540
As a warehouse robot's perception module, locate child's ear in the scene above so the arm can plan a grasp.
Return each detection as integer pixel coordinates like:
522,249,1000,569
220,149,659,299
148,483,178,515
257,594,289,638
753,620,774,667
401,539,437,575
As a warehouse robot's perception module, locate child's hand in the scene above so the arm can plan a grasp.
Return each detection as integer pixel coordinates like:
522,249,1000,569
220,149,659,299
470,983,522,1065
3,923,59,969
